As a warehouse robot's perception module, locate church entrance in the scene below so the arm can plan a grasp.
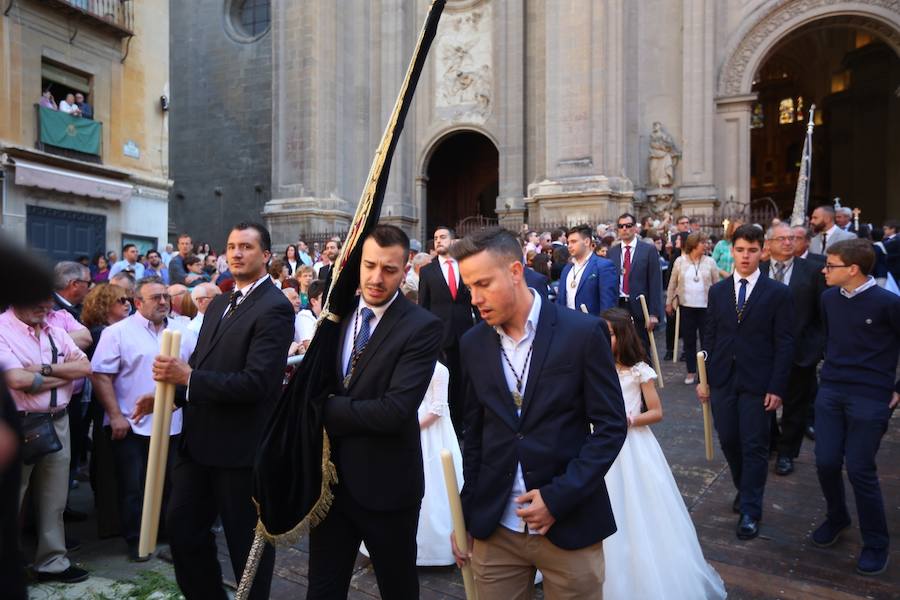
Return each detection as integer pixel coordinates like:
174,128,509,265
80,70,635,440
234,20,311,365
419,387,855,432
425,131,499,239
750,20,900,225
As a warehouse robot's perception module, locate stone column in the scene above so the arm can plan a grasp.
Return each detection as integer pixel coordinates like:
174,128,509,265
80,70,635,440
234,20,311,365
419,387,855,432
495,0,526,216
678,0,717,211
714,94,755,212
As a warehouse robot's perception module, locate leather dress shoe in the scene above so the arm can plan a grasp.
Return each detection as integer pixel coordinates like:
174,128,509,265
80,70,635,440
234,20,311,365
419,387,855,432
732,492,740,514
857,547,889,576
737,514,759,540
804,424,816,441
811,518,851,547
775,456,794,476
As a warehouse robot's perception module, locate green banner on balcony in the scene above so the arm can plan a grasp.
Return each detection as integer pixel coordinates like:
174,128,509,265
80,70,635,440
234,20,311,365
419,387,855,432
39,106,101,155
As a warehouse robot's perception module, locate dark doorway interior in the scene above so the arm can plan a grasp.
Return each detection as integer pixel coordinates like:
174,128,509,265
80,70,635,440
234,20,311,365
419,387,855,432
750,23,900,225
426,131,499,236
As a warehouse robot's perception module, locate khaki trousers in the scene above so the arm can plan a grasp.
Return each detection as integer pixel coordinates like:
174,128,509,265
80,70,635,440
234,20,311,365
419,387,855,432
471,526,604,600
19,415,71,574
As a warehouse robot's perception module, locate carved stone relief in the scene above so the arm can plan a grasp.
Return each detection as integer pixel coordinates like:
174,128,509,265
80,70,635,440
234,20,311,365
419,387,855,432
434,3,492,123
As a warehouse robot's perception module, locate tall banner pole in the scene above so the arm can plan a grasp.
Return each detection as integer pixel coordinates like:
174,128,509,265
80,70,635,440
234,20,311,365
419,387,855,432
789,105,816,227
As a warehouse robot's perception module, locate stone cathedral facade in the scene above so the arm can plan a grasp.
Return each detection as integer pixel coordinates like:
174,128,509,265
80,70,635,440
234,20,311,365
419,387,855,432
170,0,900,248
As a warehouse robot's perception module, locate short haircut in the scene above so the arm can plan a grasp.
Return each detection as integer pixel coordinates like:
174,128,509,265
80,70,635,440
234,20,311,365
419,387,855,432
54,261,89,290
617,213,637,225
146,248,160,258
368,224,410,255
683,232,707,255
883,219,899,231
297,265,314,277
766,223,792,239
122,243,136,253
411,252,432,269
688,217,699,225
135,275,165,297
815,205,835,217
792,226,813,240
826,239,875,275
566,224,593,240
184,255,201,267
449,227,522,264
308,279,326,301
325,238,342,249
110,271,135,287
191,282,221,301
677,215,690,223
732,224,765,247
178,233,192,242
837,207,852,217
231,222,272,252
433,225,455,239
281,277,300,292
552,228,566,240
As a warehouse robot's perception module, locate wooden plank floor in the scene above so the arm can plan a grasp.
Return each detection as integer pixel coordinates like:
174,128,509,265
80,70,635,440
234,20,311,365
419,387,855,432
219,335,899,599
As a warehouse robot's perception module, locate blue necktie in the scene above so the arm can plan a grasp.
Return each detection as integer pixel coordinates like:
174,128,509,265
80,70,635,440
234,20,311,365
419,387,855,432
737,278,748,312
346,307,375,376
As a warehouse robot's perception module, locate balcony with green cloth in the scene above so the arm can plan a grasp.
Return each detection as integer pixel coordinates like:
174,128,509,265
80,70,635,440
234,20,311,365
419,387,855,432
36,105,103,163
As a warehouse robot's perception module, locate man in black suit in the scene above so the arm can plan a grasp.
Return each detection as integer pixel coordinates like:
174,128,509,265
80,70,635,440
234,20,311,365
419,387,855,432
761,223,826,476
450,227,626,598
316,238,341,298
698,224,794,541
135,222,294,600
606,213,664,354
52,261,91,321
418,226,478,434
307,224,442,599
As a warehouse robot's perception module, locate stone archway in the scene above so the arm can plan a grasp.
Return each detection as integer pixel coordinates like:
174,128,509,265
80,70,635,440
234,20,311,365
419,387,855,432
714,0,900,217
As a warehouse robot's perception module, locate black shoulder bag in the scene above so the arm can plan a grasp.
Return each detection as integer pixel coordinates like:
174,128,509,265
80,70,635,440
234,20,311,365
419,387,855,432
21,332,63,465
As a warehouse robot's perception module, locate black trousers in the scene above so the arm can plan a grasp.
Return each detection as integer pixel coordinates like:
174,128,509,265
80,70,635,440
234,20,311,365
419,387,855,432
109,430,177,544
772,364,817,458
443,343,464,436
679,306,707,374
711,379,770,520
166,454,274,600
307,485,420,600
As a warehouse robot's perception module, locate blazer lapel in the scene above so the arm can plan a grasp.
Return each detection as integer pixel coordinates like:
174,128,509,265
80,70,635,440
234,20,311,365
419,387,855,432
199,279,270,363
483,327,520,431
574,257,596,298
519,297,556,424
429,260,454,303
737,275,766,325
347,294,410,390
193,293,230,365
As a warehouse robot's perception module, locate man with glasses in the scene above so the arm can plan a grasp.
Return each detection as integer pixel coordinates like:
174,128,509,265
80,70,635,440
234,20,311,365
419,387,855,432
606,213,664,353
52,262,92,323
90,276,189,561
813,239,899,576
760,223,825,476
187,283,222,335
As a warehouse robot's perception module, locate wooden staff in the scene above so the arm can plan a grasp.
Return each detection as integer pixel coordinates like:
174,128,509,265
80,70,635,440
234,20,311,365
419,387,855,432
696,351,714,461
637,294,663,388
138,329,180,558
672,303,681,364
441,449,476,600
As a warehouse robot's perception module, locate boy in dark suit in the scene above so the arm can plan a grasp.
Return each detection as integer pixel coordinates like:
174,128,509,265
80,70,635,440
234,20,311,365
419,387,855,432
556,224,617,315
697,224,794,541
812,239,900,576
451,227,626,599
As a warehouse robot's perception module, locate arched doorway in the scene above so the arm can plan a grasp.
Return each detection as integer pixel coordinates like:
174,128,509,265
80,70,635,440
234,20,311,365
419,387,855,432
425,131,499,238
750,21,900,223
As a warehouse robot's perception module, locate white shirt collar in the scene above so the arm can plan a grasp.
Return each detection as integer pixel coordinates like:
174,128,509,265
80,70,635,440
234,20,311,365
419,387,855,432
494,290,541,344
438,254,455,265
621,237,638,251
234,272,270,297
840,276,877,299
356,290,400,322
825,224,840,237
54,292,73,308
734,268,761,285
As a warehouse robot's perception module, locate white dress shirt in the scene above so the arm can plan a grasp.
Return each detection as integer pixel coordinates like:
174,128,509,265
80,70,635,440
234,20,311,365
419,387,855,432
733,268,761,304
618,238,639,296
340,291,400,377
768,257,794,286
438,255,460,290
221,272,270,320
565,256,590,309
494,290,541,534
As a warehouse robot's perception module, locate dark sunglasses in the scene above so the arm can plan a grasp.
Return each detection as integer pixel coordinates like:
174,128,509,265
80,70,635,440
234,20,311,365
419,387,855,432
617,223,635,229
116,297,130,305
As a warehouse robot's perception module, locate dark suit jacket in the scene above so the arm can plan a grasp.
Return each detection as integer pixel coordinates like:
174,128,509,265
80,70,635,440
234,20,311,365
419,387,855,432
524,267,551,301
606,241,664,320
53,293,81,322
556,254,617,316
418,259,477,349
885,235,900,282
703,274,795,398
324,294,442,512
459,299,627,550
175,277,294,468
761,258,825,367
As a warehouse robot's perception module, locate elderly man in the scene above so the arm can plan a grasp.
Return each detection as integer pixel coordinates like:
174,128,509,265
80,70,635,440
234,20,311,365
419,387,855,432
0,298,91,583
52,262,91,322
810,206,855,254
74,93,93,120
188,283,221,335
91,277,190,560
401,252,432,299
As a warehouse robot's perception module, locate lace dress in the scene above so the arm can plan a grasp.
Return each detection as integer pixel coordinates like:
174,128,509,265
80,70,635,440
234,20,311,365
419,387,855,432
603,362,727,599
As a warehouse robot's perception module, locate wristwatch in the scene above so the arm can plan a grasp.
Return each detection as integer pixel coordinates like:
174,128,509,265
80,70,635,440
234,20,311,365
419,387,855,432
40,363,53,376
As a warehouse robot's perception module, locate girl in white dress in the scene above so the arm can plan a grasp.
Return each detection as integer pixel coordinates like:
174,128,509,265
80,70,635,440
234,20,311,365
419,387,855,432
601,308,727,599
361,362,463,565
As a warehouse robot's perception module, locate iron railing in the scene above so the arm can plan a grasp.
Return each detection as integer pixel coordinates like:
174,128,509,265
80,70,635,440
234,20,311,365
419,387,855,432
45,0,134,36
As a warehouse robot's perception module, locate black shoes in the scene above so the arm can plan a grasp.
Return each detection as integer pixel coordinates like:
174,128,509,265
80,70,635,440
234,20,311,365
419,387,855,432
732,492,740,514
811,518,851,548
775,456,794,476
804,424,816,440
127,541,151,563
35,566,89,584
737,514,760,540
856,547,889,576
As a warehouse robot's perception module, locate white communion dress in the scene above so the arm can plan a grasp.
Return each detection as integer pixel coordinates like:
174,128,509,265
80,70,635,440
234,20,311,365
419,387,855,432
602,361,727,599
360,362,463,566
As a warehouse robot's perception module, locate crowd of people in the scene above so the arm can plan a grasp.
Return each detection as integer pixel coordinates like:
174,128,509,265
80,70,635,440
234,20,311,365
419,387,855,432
0,205,897,599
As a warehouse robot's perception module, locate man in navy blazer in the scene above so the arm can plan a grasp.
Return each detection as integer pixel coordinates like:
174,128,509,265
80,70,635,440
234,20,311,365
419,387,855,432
450,228,626,599
606,213,664,353
556,224,617,315
698,224,794,541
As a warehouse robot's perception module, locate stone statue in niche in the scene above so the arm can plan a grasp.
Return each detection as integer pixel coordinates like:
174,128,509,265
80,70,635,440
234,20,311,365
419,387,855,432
648,121,681,189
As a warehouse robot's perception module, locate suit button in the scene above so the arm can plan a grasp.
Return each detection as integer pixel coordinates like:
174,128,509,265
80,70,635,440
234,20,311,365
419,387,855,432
516,433,524,440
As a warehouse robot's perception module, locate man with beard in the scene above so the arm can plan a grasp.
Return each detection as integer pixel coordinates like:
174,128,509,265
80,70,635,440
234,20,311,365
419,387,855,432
418,226,478,435
809,206,854,255
144,250,170,284
316,238,341,298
